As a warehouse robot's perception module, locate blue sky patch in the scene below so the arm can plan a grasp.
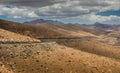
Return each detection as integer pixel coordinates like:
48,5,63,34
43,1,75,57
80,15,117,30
0,15,28,23
97,10,120,16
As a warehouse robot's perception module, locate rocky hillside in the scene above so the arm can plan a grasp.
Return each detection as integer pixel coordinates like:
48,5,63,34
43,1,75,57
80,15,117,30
0,42,120,73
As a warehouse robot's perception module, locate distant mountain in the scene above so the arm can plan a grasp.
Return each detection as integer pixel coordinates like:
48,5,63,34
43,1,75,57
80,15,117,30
24,19,64,25
93,22,120,30
93,22,112,30
79,22,119,30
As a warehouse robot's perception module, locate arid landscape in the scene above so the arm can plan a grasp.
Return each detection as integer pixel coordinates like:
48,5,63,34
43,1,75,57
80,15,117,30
0,0,120,73
0,19,120,73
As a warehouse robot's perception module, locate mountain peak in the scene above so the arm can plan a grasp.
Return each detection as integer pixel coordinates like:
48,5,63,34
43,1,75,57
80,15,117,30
24,19,64,25
94,22,103,25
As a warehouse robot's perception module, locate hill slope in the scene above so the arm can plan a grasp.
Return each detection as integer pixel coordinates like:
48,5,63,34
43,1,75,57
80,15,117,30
0,28,40,42
57,38,120,60
0,19,65,38
0,42,120,73
37,23,96,38
0,19,96,39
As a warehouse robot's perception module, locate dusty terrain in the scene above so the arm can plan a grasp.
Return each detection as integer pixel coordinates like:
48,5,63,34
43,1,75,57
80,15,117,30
56,38,120,60
0,42,120,73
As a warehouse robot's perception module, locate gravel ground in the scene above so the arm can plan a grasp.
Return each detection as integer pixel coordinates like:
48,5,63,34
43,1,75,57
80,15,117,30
0,42,120,73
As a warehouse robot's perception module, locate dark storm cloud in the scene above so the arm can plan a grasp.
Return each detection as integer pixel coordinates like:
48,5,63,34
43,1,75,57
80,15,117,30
0,0,113,7
0,0,64,7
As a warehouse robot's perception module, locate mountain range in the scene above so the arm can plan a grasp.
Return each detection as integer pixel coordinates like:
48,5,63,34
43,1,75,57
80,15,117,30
24,19,64,25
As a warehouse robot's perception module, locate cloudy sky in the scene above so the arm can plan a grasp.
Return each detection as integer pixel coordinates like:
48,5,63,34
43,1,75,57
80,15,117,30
0,0,120,24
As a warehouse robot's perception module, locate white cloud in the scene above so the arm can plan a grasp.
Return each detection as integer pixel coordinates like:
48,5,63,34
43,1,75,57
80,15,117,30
0,0,120,24
0,5,39,19
88,15,120,23
64,14,120,24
